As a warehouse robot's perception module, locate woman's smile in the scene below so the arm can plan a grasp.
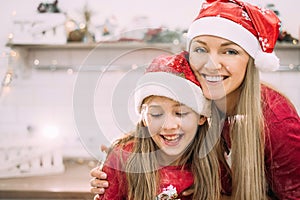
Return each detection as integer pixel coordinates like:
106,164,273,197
202,74,228,83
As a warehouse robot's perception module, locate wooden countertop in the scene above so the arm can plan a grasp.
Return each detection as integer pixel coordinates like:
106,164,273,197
0,159,96,199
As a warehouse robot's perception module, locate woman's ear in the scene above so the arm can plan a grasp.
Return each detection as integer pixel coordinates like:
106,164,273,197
198,116,207,125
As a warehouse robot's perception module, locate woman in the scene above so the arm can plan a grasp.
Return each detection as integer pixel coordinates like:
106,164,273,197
97,53,220,200
90,0,300,199
186,0,300,199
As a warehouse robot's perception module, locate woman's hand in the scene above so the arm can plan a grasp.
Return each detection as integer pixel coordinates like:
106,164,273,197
90,145,109,197
90,167,109,194
182,186,194,196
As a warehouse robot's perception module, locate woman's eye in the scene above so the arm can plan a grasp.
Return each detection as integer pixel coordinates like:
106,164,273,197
194,47,207,53
225,49,238,55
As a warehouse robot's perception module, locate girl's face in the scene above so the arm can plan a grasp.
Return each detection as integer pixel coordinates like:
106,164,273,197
189,35,250,100
142,96,205,161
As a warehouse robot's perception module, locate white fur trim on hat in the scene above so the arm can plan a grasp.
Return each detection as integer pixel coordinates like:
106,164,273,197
254,50,280,72
134,72,211,117
187,17,279,71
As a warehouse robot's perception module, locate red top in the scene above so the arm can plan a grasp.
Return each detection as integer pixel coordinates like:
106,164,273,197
99,142,194,200
221,85,300,199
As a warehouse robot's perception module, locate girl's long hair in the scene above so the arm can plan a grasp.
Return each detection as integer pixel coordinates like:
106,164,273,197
114,110,221,200
221,58,267,199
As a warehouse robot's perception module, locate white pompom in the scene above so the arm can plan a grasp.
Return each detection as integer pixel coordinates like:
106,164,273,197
254,51,280,72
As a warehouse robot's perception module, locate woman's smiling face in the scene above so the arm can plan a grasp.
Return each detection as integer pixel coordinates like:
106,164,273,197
189,35,250,101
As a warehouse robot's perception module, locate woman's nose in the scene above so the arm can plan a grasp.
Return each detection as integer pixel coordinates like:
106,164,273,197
204,55,222,70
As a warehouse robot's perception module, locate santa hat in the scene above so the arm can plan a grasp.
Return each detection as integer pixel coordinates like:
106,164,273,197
187,0,281,72
134,52,211,117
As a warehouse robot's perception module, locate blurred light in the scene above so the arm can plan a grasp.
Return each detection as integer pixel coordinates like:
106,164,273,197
173,39,179,45
292,39,298,45
289,64,294,69
11,10,17,17
2,73,13,86
131,64,138,70
79,23,86,29
65,20,77,31
67,68,74,74
10,50,17,57
34,59,40,66
42,125,59,139
8,33,14,40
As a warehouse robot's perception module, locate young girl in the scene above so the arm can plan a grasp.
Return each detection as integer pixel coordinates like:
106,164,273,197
91,0,300,199
98,53,221,200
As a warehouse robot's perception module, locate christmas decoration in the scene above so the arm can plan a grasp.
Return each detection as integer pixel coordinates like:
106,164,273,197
81,4,95,43
9,13,66,44
156,185,180,200
144,28,183,44
37,0,61,13
266,3,299,44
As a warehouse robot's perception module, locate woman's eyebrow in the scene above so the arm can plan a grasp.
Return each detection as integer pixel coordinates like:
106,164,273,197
193,40,237,47
220,41,237,47
193,40,207,45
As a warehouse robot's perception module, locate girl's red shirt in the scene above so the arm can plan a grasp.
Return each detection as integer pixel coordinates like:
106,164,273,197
99,142,194,200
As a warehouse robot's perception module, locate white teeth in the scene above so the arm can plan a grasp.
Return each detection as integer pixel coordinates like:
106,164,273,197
205,75,224,82
163,135,180,141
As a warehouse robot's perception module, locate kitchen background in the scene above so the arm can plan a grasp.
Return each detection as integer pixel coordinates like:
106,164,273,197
0,1,299,197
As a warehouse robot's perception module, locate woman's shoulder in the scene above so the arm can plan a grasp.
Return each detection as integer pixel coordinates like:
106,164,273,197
261,85,300,199
261,84,299,122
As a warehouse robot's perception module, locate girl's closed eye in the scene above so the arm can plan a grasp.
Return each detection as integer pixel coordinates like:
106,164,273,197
149,112,164,118
175,107,192,117
145,105,164,118
175,111,189,117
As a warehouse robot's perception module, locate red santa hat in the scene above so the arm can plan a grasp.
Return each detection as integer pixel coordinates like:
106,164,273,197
187,0,281,72
134,52,211,117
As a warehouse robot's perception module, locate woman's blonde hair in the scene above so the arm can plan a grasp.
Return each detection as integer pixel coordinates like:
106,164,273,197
223,57,267,199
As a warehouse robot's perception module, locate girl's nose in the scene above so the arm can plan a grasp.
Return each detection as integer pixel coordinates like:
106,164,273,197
161,114,179,130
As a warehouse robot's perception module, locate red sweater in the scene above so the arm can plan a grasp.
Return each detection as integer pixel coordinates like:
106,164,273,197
221,85,300,199
100,143,194,200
